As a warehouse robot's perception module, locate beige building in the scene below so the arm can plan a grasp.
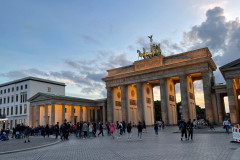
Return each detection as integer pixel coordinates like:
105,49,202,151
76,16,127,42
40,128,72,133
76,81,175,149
28,93,106,127
103,47,217,125
215,58,240,124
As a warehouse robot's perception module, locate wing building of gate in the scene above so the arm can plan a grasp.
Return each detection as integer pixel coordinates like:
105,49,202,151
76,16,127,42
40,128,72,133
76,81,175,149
103,47,217,125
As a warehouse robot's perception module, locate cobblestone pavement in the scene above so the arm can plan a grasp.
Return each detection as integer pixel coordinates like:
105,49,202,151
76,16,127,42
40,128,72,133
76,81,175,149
0,136,59,153
0,126,239,160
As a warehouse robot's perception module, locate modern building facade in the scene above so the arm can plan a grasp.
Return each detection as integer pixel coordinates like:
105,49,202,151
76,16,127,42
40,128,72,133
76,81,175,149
0,77,65,129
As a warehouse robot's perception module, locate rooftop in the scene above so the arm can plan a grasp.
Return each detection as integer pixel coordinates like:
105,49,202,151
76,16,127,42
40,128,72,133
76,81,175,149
0,76,66,87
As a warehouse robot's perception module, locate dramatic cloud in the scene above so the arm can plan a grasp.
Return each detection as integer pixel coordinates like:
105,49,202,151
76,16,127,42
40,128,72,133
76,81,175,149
182,7,240,68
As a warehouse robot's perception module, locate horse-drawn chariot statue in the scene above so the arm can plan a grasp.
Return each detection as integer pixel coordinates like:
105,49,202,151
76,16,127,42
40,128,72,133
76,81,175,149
137,35,162,60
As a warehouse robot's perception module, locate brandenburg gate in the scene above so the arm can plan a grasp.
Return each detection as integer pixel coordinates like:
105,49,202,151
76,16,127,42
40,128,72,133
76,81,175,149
103,37,217,125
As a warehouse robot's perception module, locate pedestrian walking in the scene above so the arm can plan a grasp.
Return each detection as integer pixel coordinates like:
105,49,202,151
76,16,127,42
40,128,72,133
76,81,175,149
154,122,159,135
186,119,193,140
55,122,60,139
180,119,187,141
193,119,197,129
23,126,31,143
82,122,88,139
127,123,132,140
122,121,126,134
45,124,50,138
223,119,231,134
137,121,143,140
109,122,115,139
98,122,104,136
89,123,93,137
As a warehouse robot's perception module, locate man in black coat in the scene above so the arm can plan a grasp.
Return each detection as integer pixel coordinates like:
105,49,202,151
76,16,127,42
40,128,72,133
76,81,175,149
180,119,187,141
55,122,60,139
187,119,193,140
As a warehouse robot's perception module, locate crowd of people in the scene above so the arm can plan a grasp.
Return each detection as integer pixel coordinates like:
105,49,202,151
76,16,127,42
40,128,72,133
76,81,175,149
0,118,232,143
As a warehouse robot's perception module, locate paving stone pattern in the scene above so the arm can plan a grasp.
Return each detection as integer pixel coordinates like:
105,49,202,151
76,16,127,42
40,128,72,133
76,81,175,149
0,136,58,153
0,126,239,160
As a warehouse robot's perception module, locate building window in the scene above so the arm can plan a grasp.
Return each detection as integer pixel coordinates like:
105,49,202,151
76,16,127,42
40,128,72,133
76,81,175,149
16,94,18,102
7,96,10,103
8,88,10,93
11,107,13,115
0,109,1,116
24,119,26,125
11,96,14,103
25,84,27,89
4,89,6,93
3,108,5,116
21,85,23,90
7,108,9,115
0,98,2,104
12,87,14,92
47,87,51,92
0,90,2,94
20,105,22,114
15,106,18,115
4,98,6,104
16,86,19,91
25,93,27,102
15,120,17,126
19,119,22,124
24,104,27,114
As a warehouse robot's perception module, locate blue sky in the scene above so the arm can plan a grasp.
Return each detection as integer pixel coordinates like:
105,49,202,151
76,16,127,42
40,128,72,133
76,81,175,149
0,0,240,110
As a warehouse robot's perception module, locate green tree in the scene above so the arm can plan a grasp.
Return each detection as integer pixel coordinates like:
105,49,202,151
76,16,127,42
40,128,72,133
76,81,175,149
195,105,205,120
154,100,161,120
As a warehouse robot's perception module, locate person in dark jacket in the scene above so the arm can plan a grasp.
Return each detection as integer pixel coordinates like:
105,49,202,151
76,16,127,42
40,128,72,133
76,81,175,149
137,122,143,140
24,126,31,143
180,119,187,141
45,124,50,138
12,127,16,139
127,123,132,140
55,122,60,139
98,122,104,136
187,119,193,140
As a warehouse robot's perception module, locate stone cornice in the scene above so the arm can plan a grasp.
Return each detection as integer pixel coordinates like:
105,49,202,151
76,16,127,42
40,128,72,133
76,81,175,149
103,57,214,83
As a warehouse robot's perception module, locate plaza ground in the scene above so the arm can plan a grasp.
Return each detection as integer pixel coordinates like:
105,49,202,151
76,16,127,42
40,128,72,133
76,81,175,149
0,126,239,160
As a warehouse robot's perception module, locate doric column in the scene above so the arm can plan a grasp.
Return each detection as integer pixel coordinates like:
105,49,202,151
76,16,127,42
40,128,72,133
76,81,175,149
29,105,33,127
107,87,114,122
87,106,90,122
226,79,239,123
180,75,190,121
51,103,55,125
202,72,214,123
216,93,224,123
44,104,48,125
62,104,65,123
71,104,74,123
102,105,106,124
36,105,40,126
95,106,98,122
121,85,128,122
80,106,83,122
160,79,168,123
136,82,144,122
